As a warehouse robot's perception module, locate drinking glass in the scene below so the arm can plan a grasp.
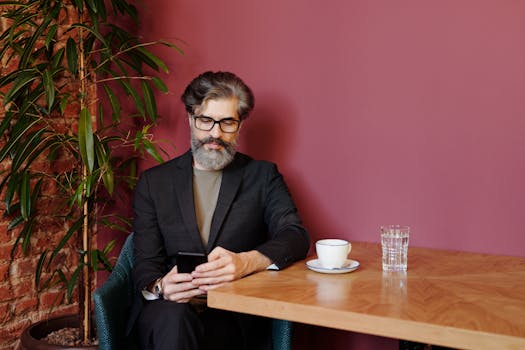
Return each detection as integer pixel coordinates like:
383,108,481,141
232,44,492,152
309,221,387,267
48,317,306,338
381,225,410,271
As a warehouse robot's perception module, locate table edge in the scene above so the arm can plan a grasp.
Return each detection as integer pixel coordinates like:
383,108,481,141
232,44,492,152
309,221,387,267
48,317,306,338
208,290,525,350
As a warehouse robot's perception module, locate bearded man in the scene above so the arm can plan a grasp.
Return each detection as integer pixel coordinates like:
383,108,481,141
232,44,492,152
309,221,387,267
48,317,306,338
129,71,310,350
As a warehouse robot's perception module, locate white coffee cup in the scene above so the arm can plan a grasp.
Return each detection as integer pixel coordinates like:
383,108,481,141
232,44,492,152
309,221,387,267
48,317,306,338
316,239,351,269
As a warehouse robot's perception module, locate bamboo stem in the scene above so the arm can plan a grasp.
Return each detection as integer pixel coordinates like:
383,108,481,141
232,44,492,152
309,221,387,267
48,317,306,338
78,14,91,344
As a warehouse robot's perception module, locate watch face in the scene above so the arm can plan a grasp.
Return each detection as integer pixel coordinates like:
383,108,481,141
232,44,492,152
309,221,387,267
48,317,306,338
154,280,162,296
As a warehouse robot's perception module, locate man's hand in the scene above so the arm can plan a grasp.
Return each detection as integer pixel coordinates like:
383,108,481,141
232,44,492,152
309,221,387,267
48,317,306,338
160,266,206,303
190,247,271,291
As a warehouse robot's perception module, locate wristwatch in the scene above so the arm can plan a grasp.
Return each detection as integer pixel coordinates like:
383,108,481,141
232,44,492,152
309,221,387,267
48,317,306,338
152,278,163,298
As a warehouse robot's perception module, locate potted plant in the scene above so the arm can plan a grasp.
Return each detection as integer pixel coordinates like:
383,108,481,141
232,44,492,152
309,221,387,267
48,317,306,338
0,0,178,346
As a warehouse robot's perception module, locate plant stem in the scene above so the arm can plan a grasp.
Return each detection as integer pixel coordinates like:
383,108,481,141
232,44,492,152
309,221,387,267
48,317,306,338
77,12,91,343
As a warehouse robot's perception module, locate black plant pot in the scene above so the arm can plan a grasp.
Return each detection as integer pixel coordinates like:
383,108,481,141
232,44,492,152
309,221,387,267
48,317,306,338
18,314,97,350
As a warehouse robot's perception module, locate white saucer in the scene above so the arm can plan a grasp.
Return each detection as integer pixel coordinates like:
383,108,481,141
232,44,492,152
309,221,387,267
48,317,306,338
306,259,360,274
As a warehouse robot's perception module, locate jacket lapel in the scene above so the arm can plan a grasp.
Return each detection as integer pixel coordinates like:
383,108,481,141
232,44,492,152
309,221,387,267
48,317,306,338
206,155,245,251
173,151,205,251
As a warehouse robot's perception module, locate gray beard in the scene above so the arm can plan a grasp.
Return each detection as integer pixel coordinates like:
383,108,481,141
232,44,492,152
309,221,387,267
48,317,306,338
191,134,237,170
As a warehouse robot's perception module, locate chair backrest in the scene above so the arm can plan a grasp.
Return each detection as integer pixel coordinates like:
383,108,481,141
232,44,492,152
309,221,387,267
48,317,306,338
93,233,137,350
94,233,292,350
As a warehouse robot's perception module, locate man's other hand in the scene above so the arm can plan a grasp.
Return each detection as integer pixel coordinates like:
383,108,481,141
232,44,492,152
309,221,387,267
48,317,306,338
190,247,271,291
161,266,206,303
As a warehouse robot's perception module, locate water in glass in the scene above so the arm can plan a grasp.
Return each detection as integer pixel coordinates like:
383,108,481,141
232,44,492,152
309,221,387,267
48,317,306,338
381,225,409,271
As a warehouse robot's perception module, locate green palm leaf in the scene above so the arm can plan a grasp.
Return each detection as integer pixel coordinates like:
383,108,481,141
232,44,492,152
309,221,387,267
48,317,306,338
78,107,95,173
66,38,78,74
42,69,55,111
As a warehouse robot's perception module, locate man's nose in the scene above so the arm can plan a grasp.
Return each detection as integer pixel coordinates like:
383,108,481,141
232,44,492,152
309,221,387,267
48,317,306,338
209,122,223,138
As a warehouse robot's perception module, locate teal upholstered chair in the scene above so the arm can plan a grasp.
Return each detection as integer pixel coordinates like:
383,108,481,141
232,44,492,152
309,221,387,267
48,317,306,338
93,233,293,350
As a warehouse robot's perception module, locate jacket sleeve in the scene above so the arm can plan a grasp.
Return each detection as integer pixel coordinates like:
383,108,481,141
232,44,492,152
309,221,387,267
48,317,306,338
131,171,167,293
255,163,310,269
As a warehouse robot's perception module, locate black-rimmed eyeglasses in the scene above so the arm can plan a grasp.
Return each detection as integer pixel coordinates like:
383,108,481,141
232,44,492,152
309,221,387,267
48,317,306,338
192,115,241,133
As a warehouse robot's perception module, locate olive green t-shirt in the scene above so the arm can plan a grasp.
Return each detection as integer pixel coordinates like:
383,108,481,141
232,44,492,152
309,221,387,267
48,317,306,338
192,168,222,246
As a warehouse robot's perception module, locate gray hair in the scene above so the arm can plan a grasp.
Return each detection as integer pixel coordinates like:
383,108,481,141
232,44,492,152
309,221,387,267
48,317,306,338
181,71,255,120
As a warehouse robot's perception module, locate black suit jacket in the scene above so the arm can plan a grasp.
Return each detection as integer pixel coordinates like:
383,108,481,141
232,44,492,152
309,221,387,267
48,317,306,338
128,150,309,335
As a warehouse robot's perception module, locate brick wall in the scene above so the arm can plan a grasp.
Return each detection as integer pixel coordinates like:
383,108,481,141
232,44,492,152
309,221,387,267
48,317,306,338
0,5,90,350
0,110,81,350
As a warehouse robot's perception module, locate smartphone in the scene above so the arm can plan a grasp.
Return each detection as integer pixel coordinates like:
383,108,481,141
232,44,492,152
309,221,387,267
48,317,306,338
176,251,207,273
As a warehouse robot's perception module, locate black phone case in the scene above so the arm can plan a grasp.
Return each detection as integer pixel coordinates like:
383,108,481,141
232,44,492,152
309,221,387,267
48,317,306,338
176,252,207,273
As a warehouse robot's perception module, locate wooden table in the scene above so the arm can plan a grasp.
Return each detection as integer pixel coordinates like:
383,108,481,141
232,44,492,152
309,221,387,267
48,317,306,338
208,242,525,350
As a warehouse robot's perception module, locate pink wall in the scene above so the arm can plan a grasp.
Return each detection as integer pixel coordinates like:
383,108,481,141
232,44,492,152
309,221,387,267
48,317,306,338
123,1,525,349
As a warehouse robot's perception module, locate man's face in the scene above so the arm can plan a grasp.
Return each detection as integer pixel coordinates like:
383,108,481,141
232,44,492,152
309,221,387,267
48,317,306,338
190,97,241,170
